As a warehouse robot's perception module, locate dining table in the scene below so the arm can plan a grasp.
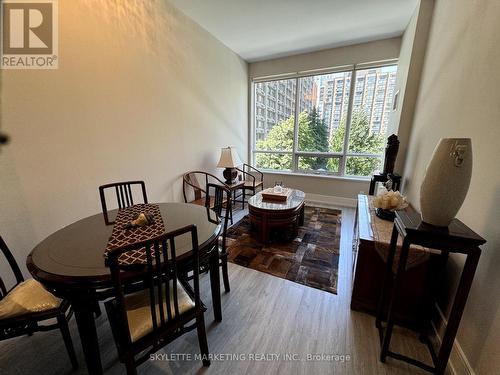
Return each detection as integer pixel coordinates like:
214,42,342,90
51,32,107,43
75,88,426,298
26,202,222,375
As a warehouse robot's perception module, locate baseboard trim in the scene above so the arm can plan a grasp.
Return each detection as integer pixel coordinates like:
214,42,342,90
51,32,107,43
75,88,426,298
305,193,357,208
431,304,475,375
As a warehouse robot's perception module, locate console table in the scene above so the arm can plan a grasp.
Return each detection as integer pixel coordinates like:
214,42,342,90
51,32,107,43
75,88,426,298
351,195,440,328
376,209,486,374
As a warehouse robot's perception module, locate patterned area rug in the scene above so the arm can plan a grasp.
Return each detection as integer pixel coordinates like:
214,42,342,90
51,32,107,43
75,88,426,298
226,206,342,294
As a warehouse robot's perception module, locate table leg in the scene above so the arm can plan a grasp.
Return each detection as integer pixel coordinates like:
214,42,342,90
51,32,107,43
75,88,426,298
435,248,481,375
376,224,399,329
72,296,103,375
380,237,411,362
298,205,305,226
209,249,222,322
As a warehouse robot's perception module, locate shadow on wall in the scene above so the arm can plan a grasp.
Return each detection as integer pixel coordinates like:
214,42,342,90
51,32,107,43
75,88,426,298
80,0,244,140
458,184,500,368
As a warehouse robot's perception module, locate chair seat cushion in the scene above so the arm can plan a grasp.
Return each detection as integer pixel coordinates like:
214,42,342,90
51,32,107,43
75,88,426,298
0,279,61,319
124,280,195,342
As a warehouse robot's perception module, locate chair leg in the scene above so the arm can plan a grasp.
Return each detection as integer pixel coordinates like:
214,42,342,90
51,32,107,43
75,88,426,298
93,301,102,318
242,189,246,209
57,315,78,369
221,254,230,293
196,314,210,367
125,357,137,375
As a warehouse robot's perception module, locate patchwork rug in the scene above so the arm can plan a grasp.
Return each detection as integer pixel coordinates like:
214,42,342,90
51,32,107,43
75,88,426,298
226,206,342,294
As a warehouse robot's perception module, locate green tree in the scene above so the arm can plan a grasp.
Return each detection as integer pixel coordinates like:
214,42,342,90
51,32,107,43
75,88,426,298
329,111,384,176
256,108,384,176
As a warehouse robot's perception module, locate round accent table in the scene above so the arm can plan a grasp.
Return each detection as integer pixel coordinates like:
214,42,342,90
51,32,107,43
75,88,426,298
248,189,305,243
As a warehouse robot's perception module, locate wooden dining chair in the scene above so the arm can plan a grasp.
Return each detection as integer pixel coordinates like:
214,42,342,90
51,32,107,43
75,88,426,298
234,163,264,208
99,180,148,225
205,183,232,293
182,171,233,223
0,236,78,369
104,225,210,375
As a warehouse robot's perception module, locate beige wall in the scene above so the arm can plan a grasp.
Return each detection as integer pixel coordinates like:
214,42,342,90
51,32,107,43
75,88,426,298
387,0,433,175
248,38,401,200
402,0,500,373
0,0,248,285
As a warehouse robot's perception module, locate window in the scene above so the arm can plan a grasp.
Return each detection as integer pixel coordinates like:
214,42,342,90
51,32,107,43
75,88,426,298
252,64,397,177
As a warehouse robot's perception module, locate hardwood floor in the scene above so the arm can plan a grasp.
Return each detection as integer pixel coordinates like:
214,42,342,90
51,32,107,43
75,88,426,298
0,205,433,374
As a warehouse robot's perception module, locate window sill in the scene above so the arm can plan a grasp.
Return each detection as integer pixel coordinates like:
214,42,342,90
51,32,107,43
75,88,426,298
260,170,371,183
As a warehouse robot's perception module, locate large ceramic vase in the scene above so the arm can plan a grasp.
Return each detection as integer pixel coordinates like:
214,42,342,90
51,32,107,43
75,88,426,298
420,138,472,227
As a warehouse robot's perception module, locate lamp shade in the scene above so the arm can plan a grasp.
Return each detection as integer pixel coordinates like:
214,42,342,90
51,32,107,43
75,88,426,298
216,147,242,168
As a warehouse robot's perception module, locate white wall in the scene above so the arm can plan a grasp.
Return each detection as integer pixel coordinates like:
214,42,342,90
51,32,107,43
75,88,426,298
402,0,500,373
0,0,248,285
248,38,401,200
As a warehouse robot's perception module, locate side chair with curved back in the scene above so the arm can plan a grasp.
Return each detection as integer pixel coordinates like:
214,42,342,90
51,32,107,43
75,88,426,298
0,236,78,369
99,180,148,225
205,183,232,293
104,225,210,375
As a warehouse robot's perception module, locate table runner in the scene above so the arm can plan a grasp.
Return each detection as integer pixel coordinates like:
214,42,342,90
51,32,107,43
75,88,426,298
368,196,433,272
104,204,165,266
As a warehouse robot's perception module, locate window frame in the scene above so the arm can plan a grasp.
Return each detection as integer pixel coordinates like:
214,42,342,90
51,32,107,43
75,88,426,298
250,60,398,178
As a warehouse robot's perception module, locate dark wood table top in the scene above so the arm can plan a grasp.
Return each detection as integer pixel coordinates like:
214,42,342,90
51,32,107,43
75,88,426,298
27,203,220,289
248,189,305,212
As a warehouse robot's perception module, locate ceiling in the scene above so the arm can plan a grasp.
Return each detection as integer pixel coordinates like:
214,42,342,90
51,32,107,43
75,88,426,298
168,0,418,62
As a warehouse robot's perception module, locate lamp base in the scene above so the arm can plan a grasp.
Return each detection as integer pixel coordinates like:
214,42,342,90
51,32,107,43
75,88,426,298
223,167,238,185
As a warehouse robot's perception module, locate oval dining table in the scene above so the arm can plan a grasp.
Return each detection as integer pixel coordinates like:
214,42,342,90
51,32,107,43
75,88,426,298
26,202,222,375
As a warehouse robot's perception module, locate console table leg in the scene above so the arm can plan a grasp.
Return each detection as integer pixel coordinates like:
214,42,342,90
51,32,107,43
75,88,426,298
376,224,399,329
435,249,480,375
380,238,411,362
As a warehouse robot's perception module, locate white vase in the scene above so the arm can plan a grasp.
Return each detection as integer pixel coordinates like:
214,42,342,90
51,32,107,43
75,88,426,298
420,138,472,227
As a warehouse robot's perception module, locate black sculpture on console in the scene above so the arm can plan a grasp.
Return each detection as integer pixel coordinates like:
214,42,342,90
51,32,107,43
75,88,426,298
369,134,401,195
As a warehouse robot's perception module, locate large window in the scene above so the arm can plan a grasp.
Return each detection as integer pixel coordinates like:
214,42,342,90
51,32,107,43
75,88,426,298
252,64,398,177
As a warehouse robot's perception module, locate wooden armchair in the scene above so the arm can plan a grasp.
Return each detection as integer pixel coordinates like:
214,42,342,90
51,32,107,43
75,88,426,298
183,171,233,223
234,163,264,208
0,236,78,369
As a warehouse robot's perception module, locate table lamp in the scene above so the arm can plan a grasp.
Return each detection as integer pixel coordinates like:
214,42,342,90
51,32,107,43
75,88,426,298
217,146,242,184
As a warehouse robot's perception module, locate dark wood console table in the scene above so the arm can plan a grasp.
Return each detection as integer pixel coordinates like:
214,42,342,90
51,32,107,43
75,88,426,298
376,209,486,374
351,195,440,328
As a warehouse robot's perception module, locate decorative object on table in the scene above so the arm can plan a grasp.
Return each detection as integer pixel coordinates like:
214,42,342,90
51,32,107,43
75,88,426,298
124,212,155,229
373,188,408,221
217,146,242,184
420,138,472,227
227,206,341,294
383,134,400,175
261,187,292,202
369,134,401,195
104,204,165,266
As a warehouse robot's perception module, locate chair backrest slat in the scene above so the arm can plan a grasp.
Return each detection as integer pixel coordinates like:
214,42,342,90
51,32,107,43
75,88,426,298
0,236,24,299
106,225,200,344
205,184,231,256
99,181,148,225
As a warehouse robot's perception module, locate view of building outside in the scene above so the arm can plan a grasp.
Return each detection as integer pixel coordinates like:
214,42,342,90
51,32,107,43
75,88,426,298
253,65,398,177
